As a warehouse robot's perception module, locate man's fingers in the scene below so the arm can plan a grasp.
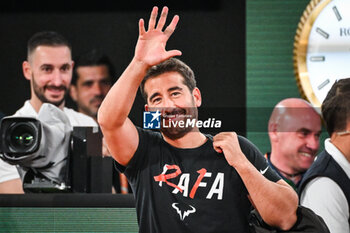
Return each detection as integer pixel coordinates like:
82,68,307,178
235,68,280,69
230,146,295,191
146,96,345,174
139,19,146,36
213,133,227,142
165,50,182,60
148,6,158,31
214,146,223,154
213,141,223,153
156,6,168,30
164,15,179,37
212,132,238,153
214,132,237,141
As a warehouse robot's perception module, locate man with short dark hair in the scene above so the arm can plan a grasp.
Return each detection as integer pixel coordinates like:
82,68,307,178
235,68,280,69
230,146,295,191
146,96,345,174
98,6,298,232
18,31,96,125
299,78,350,233
0,31,96,193
70,49,115,121
69,49,130,194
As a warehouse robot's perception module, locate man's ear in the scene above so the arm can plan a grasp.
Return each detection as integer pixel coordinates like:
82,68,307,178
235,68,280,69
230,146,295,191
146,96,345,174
192,87,202,107
22,61,32,81
268,123,279,142
145,104,149,112
70,85,78,101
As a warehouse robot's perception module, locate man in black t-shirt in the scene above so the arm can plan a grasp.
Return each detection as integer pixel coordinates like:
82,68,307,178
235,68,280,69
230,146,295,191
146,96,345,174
98,6,298,232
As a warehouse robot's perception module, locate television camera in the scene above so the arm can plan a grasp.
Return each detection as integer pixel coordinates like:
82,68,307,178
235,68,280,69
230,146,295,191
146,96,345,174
0,104,113,193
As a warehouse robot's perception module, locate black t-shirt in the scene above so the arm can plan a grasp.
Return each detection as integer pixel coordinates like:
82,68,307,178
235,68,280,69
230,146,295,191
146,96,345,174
116,128,281,233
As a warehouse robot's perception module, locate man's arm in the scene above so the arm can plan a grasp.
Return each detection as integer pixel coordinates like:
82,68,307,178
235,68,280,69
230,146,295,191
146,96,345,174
301,177,349,233
0,160,24,194
97,6,181,166
0,178,24,194
213,132,298,230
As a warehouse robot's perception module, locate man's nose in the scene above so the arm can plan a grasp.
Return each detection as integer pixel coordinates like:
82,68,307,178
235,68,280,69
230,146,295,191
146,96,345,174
306,135,320,151
162,97,177,110
92,83,104,95
51,69,64,86
160,97,177,117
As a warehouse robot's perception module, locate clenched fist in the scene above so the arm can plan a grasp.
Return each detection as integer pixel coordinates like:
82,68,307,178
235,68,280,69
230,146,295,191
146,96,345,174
213,132,247,168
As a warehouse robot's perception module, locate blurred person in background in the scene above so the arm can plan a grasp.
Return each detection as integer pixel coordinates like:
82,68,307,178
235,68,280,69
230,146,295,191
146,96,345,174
266,98,321,191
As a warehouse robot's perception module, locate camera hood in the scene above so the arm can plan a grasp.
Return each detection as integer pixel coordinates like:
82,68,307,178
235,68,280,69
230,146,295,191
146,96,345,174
0,104,72,186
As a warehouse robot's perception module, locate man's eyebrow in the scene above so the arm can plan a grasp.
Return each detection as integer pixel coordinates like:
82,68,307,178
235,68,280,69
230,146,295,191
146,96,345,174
149,86,183,102
40,64,53,69
82,80,94,85
296,128,322,136
297,128,312,133
61,63,71,69
168,86,182,92
149,92,161,102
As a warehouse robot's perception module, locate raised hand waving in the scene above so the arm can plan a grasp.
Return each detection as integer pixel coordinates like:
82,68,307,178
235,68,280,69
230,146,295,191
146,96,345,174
134,6,182,67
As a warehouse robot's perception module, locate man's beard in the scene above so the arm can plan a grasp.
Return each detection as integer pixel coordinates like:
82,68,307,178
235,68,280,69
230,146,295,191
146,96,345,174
160,106,198,140
78,95,104,119
32,74,67,107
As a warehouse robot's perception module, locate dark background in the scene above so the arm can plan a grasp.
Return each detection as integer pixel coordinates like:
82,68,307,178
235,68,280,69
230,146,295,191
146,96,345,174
0,0,245,133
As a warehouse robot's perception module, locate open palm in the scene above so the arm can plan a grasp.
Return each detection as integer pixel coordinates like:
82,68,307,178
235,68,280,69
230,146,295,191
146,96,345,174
134,7,182,66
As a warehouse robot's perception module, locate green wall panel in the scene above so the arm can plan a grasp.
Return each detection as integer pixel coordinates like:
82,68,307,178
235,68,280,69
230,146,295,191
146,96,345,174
0,208,138,233
246,0,312,153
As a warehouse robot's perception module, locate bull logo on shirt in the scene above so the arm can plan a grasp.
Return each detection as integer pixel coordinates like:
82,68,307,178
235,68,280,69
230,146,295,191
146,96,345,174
172,203,196,220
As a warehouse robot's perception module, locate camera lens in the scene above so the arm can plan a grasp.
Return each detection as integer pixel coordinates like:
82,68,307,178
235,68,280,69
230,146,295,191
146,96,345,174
11,132,34,147
1,117,41,156
8,123,36,151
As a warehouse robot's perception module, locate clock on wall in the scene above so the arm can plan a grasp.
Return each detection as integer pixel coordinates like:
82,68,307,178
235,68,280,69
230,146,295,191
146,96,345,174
293,0,350,108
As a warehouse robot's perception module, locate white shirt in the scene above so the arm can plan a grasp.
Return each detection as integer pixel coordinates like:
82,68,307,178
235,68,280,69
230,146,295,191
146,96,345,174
0,160,21,183
0,101,97,183
14,101,97,127
300,139,350,233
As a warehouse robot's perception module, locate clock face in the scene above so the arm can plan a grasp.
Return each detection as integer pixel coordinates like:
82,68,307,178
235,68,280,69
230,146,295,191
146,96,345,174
294,0,350,107
306,0,350,105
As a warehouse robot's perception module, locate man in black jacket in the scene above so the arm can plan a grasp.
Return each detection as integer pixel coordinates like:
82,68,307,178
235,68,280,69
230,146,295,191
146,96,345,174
299,78,350,233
